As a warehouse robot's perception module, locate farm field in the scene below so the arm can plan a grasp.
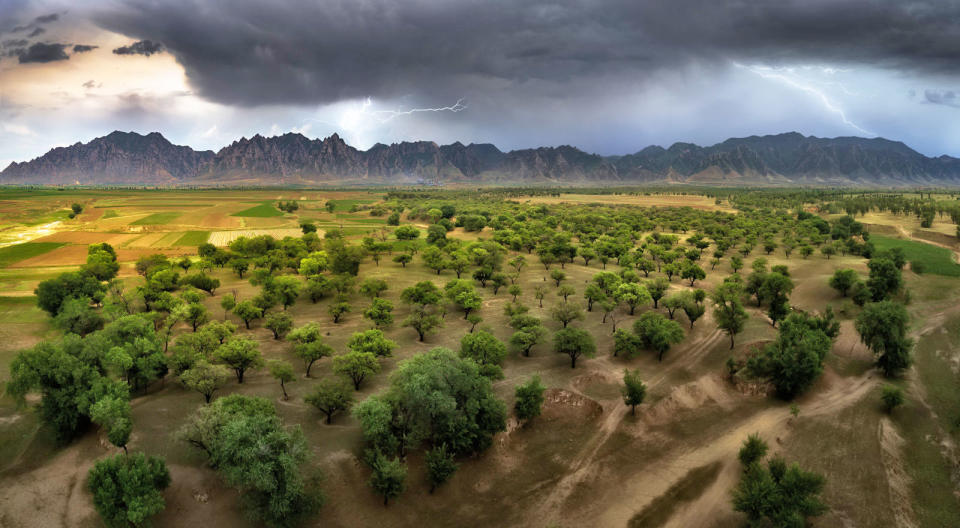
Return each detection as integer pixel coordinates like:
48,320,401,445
0,188,957,528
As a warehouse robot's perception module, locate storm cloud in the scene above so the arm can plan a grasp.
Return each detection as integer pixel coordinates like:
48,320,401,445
112,39,163,56
17,42,68,63
91,0,960,107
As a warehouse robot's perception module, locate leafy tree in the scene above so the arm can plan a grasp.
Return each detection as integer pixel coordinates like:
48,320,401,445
534,285,546,308
184,302,210,332
633,311,685,361
445,279,483,318
230,258,250,279
393,253,413,267
347,329,397,357
85,244,120,281
328,298,351,323
268,359,296,400
265,311,294,340
681,262,706,287
829,268,859,297
306,378,355,423
422,246,448,274
215,338,263,383
855,301,913,377
867,257,903,301
881,385,905,413
550,301,584,328
682,296,706,329
616,282,652,315
554,327,596,369
90,395,133,452
550,269,566,287
514,375,546,423
219,294,237,319
747,311,837,398
369,452,407,506
401,280,442,307
583,283,606,312
233,300,263,329
662,293,685,319
425,444,459,493
402,306,443,342
360,278,389,298
760,272,794,327
333,351,381,390
460,330,508,379
712,282,749,349
53,296,104,336
272,276,302,310
509,325,547,357
621,369,646,415
556,284,576,302
180,360,230,403
183,273,220,295
738,433,768,466
364,298,394,328
731,453,827,526
87,453,171,528
99,316,168,392
287,323,334,377
35,270,106,316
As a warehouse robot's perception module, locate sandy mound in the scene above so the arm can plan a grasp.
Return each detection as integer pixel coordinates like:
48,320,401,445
642,374,733,426
539,388,603,423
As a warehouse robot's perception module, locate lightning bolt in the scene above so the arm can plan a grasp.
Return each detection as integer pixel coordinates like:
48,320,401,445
735,63,873,136
366,98,467,123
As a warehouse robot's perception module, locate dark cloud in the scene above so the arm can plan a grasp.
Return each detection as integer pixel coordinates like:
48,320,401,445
924,90,960,109
34,13,59,24
91,0,960,108
17,42,69,63
73,44,98,53
7,12,59,35
2,38,29,48
112,39,163,56
26,27,44,37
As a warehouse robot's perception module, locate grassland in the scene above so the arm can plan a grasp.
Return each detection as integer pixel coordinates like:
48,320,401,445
871,234,960,276
131,212,184,225
174,231,211,246
231,202,284,217
0,242,66,268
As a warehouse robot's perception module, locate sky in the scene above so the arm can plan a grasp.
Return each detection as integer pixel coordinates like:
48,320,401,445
2,0,960,170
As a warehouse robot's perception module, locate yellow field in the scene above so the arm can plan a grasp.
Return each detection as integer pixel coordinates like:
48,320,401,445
523,193,734,211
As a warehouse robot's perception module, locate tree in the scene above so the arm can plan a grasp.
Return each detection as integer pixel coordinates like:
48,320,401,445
364,298,394,328
460,330,508,379
856,301,913,377
265,311,293,340
509,325,547,357
425,444,459,493
272,276,302,310
422,246,448,274
633,312,685,361
53,296,104,336
867,257,903,301
306,378,355,423
268,359,296,400
180,359,229,403
215,338,263,383
682,296,706,329
621,369,646,415
360,278,389,298
220,294,237,319
90,395,133,452
738,433,769,466
35,270,106,316
445,279,483,319
401,280,442,307
514,375,546,423
554,327,596,369
328,298,351,323
682,263,706,287
287,323,334,377
712,283,749,349
583,283,606,312
662,293,685,319
550,269,566,287
550,301,584,328
731,450,827,526
369,452,407,506
746,311,837,399
232,300,263,329
333,351,381,390
556,284,576,302
616,282,652,315
881,385,905,413
88,453,171,528
347,329,397,358
230,258,250,279
829,268,859,297
534,285,546,308
393,253,413,268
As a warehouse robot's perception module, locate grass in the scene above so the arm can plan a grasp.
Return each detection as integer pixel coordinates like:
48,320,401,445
231,202,284,218
101,210,118,219
0,242,66,268
131,212,183,225
326,198,377,212
870,235,960,277
175,231,210,246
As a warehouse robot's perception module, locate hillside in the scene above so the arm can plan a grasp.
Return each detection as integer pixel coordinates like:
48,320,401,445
4,131,960,186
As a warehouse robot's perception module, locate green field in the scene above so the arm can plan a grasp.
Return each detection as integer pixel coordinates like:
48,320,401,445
326,198,377,212
131,212,183,225
231,202,284,217
870,235,960,276
174,231,210,246
0,242,66,268
101,209,119,219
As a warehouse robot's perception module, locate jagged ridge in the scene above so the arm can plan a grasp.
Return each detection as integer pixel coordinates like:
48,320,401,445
3,130,960,186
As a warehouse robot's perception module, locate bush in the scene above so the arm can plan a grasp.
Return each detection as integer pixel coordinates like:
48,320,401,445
910,260,925,274
881,385,905,413
88,453,171,528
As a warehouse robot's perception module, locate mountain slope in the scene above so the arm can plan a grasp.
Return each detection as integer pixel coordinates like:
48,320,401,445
4,131,960,186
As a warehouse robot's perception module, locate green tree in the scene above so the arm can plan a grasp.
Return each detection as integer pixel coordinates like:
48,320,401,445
328,298,351,323
425,444,459,493
514,375,546,423
272,275,302,310
348,329,397,358
402,306,443,342
53,296,104,336
550,301,584,328
287,323,334,377
633,311,685,361
867,257,903,301
856,301,913,377
731,452,827,526
90,395,133,452
645,277,670,309
621,369,647,415
369,452,407,506
829,268,859,297
616,282,652,315
333,351,382,390
738,433,769,466
460,330,508,379
360,278,389,298
746,311,837,399
712,283,749,349
306,378,355,423
881,385,905,413
180,360,230,403
87,453,171,528
554,327,596,369
364,298,394,328
265,311,294,340
232,300,263,329
268,359,296,400
215,338,263,383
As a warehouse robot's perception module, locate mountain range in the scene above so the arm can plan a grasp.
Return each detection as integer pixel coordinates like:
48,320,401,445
3,131,960,186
